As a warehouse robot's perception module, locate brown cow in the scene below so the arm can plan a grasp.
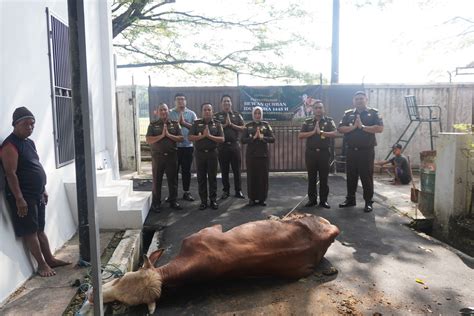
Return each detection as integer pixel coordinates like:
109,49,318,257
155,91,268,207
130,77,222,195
92,213,340,313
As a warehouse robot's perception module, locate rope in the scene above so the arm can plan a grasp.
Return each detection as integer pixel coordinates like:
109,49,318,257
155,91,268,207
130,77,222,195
282,180,320,219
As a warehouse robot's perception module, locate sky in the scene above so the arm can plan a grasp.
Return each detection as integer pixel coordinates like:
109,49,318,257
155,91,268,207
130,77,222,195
115,0,474,86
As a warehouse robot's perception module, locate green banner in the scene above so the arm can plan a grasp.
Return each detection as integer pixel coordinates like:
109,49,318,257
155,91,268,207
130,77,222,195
239,85,322,121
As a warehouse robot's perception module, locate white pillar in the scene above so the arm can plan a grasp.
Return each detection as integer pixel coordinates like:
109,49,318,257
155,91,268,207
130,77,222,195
434,133,474,236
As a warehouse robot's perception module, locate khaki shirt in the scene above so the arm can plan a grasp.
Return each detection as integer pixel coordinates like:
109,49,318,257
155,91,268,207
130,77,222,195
214,111,245,143
146,119,182,154
338,108,383,148
242,121,275,157
189,118,224,151
300,116,336,149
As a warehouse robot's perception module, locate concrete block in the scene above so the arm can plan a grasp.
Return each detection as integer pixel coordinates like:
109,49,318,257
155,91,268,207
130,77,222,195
105,230,142,277
434,132,474,236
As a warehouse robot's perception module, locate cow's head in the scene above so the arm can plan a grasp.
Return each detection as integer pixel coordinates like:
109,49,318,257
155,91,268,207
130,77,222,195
90,249,164,314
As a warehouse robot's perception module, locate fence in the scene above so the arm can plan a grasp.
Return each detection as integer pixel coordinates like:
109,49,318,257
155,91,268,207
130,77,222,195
129,83,474,172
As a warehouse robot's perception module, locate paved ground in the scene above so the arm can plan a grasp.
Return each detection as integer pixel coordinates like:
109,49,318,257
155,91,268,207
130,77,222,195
131,174,473,315
2,172,472,315
0,232,116,316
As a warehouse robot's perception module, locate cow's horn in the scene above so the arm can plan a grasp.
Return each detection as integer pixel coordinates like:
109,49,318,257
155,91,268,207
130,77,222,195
147,301,156,314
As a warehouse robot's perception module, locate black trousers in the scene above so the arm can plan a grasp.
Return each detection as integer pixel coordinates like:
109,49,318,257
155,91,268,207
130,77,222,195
246,156,269,201
152,152,178,205
345,147,375,202
218,143,242,192
195,150,218,203
177,147,194,191
305,148,330,203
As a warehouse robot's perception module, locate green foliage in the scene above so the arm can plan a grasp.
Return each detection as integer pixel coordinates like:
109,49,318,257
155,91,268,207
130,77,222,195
453,123,474,133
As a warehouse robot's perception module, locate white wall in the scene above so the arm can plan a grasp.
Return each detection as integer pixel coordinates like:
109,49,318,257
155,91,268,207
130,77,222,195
0,0,117,304
365,84,474,165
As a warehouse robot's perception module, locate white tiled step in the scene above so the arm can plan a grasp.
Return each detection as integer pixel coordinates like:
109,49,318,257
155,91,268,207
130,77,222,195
95,169,113,188
97,180,132,206
63,170,151,229
99,192,151,229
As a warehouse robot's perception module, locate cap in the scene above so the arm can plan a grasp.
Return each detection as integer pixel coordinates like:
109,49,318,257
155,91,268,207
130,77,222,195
12,107,35,126
353,91,367,97
392,143,402,150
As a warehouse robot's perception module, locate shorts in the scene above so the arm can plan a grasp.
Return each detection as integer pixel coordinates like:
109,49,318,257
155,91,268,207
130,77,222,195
6,191,45,237
395,167,411,185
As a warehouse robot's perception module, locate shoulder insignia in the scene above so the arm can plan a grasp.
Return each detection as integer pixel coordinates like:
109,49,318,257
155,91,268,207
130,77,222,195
369,108,379,113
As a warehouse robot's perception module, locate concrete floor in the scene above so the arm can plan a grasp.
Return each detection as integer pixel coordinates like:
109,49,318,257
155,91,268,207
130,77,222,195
131,174,473,315
2,172,472,315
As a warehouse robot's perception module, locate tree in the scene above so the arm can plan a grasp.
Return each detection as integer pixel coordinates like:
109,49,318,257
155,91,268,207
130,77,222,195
111,0,321,83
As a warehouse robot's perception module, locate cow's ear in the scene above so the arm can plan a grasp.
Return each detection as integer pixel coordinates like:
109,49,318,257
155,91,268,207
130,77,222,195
148,248,165,265
143,255,153,269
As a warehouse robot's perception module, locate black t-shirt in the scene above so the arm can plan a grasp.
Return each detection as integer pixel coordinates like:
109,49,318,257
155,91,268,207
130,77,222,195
2,133,47,200
389,155,411,181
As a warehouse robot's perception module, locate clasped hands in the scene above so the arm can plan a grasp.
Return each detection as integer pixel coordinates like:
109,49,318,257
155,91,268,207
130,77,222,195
313,121,322,135
253,128,264,140
161,124,170,137
223,115,233,128
353,115,365,130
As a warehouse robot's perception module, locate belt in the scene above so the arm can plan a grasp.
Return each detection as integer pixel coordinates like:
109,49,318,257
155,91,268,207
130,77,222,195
197,148,217,153
222,141,238,145
155,151,176,156
348,146,372,151
307,147,329,152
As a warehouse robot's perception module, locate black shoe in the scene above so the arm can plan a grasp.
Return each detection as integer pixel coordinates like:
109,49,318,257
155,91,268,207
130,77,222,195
247,199,256,206
339,200,356,208
210,201,218,209
235,191,245,199
319,201,331,209
183,192,195,201
199,202,207,210
305,200,318,207
364,202,373,213
169,201,183,210
258,200,266,206
150,203,161,213
221,191,230,200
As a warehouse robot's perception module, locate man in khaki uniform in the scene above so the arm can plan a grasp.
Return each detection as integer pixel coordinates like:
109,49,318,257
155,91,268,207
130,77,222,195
298,100,337,208
189,103,224,210
214,95,245,199
146,103,184,212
